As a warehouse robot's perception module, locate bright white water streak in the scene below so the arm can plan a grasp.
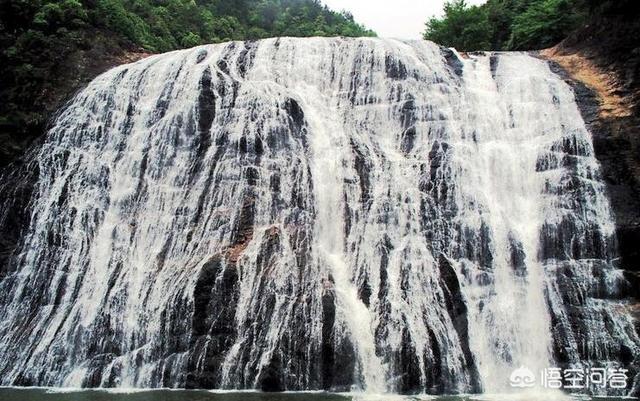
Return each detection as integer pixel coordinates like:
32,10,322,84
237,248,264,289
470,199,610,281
0,38,637,395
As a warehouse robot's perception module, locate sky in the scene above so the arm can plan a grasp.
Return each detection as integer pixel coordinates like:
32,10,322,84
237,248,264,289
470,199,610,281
321,0,487,39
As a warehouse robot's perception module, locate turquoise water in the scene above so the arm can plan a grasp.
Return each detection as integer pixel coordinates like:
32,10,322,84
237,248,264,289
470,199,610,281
0,388,635,401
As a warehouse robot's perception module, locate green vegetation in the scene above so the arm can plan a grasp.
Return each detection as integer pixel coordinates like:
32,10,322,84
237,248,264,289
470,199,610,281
0,0,374,165
91,0,374,52
423,1,493,51
424,0,589,51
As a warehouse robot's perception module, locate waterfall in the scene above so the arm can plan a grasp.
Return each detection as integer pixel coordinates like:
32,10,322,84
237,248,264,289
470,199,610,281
0,38,637,395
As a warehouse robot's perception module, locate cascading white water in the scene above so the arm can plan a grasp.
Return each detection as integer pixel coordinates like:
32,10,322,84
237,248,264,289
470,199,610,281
306,97,388,392
0,37,637,395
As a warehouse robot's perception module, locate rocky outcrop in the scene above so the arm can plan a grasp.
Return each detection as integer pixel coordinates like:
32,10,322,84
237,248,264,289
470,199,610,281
540,20,640,393
540,45,640,295
539,11,640,281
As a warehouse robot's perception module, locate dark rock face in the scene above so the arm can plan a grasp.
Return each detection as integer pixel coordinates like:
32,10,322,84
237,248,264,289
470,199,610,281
437,254,480,393
187,255,239,388
546,58,640,270
442,48,464,77
0,147,40,280
546,9,640,279
544,57,640,397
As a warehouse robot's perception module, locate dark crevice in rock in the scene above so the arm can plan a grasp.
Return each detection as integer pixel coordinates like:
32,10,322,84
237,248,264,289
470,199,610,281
0,147,40,279
441,48,464,77
186,66,216,186
396,326,421,393
437,254,481,393
321,282,336,390
508,233,527,277
237,41,258,78
385,55,408,80
489,55,499,80
187,255,239,388
258,354,285,392
350,139,372,208
424,327,442,393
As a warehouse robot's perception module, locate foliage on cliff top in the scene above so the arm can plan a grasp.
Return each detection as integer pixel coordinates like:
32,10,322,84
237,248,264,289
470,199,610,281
423,0,637,52
92,0,374,52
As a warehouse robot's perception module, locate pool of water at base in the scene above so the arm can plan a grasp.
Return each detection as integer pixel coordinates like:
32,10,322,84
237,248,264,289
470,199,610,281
0,388,636,401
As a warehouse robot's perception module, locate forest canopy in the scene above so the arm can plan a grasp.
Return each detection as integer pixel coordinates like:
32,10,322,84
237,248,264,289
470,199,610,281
423,0,634,51
91,0,374,52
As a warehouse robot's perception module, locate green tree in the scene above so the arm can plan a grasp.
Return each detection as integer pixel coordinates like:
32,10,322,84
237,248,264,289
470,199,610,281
424,0,492,51
181,31,201,47
424,0,588,51
508,0,584,49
